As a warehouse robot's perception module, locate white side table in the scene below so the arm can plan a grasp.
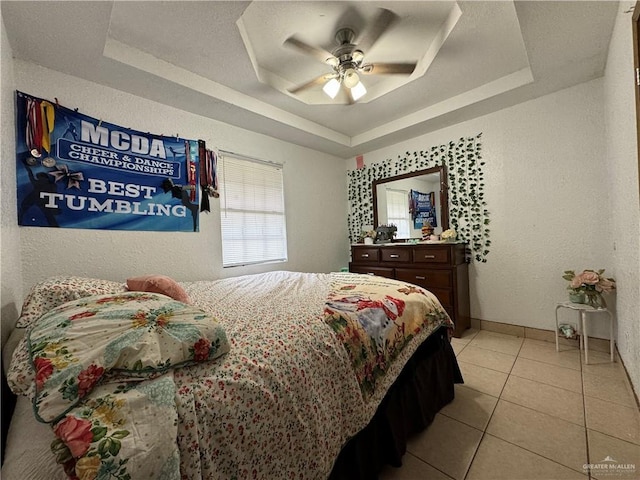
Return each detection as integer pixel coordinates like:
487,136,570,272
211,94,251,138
554,301,614,364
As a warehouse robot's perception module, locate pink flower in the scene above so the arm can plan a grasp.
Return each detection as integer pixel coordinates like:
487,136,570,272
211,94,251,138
570,276,583,289
77,364,104,398
597,277,616,293
580,271,600,285
34,356,54,389
53,416,93,458
193,338,211,362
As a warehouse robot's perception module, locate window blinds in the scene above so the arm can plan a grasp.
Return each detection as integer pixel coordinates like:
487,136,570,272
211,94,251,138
219,153,288,267
386,189,411,238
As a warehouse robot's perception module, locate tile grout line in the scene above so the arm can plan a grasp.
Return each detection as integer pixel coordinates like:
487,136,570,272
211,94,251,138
461,335,526,480
492,397,585,429
416,329,489,479
476,345,592,476
508,369,583,396
462,342,522,357
471,340,592,477
455,332,638,480
581,347,592,480
406,450,455,480
405,451,456,480
478,432,593,476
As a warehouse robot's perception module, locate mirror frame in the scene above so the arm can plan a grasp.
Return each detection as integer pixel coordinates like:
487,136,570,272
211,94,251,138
372,165,449,233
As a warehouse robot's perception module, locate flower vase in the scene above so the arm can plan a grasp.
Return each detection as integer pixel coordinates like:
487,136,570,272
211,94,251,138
568,292,586,304
364,237,374,245
585,291,606,309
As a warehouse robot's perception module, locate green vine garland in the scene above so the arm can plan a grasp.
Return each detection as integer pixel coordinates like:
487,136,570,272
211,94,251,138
347,133,491,262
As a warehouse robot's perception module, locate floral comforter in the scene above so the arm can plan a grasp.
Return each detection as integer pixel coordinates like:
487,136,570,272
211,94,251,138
173,271,452,478
9,271,453,480
324,274,452,399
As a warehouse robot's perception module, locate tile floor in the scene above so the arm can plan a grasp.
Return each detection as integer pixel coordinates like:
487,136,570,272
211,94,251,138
379,329,640,480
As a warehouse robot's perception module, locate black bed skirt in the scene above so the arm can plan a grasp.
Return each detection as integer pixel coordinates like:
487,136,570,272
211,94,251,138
328,327,463,480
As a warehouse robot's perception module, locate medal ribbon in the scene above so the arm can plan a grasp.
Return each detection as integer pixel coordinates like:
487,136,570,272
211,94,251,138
25,98,43,155
197,142,219,212
186,140,197,202
40,101,55,154
209,149,218,191
198,140,210,213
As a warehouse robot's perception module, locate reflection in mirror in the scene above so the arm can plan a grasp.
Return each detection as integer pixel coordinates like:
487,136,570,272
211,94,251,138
372,166,448,240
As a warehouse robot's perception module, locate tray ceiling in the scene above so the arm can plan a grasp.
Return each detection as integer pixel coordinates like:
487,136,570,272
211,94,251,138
1,1,618,158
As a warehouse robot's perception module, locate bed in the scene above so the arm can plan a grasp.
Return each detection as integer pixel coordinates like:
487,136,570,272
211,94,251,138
2,271,462,479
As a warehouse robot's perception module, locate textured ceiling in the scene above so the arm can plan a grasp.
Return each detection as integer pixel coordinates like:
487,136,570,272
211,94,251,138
1,1,619,158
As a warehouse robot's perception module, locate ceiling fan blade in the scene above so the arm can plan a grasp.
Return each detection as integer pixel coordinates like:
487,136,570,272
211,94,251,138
284,36,335,64
340,86,355,105
357,8,397,53
361,63,417,75
287,74,335,94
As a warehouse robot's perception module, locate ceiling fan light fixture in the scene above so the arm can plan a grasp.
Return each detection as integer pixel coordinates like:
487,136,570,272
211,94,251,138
326,56,339,67
322,78,341,99
351,50,364,64
343,68,359,88
350,81,367,101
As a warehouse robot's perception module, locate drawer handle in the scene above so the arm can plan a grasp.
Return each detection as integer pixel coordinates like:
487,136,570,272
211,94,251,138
361,254,369,258
424,255,436,259
367,272,375,275
390,254,400,258
415,276,426,280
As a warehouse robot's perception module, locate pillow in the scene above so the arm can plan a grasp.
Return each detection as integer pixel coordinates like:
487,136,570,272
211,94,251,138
126,275,191,304
16,276,127,329
29,291,230,423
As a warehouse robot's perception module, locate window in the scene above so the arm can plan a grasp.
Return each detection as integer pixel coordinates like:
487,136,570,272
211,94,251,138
386,189,411,238
218,153,287,267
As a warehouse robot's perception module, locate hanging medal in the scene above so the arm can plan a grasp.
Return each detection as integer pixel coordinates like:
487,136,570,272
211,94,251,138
198,140,209,212
210,149,219,197
186,140,197,202
25,97,42,165
40,101,56,168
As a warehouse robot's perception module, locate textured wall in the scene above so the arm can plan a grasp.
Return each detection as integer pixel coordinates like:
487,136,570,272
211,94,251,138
13,60,349,292
348,79,613,337
1,18,23,346
603,1,640,397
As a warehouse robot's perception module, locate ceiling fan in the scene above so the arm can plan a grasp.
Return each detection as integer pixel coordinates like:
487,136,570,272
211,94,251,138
284,8,417,103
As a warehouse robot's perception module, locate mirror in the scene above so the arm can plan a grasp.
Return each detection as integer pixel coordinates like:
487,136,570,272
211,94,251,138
372,166,449,241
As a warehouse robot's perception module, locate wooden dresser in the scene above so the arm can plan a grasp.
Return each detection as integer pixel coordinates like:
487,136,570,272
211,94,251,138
349,243,470,337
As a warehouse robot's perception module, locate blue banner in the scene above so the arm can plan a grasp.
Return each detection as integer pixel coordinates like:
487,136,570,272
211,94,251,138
410,190,437,229
15,91,200,232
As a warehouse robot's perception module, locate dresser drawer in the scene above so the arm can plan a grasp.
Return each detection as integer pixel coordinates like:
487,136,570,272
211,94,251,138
349,265,394,278
395,268,453,289
381,248,411,263
412,246,451,264
351,248,380,263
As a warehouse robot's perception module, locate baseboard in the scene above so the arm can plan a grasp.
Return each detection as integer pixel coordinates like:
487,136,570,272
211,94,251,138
470,318,613,354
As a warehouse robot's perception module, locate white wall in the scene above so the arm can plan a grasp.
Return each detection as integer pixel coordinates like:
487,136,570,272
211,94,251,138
1,17,23,346
603,1,640,397
349,79,613,336
13,61,349,292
